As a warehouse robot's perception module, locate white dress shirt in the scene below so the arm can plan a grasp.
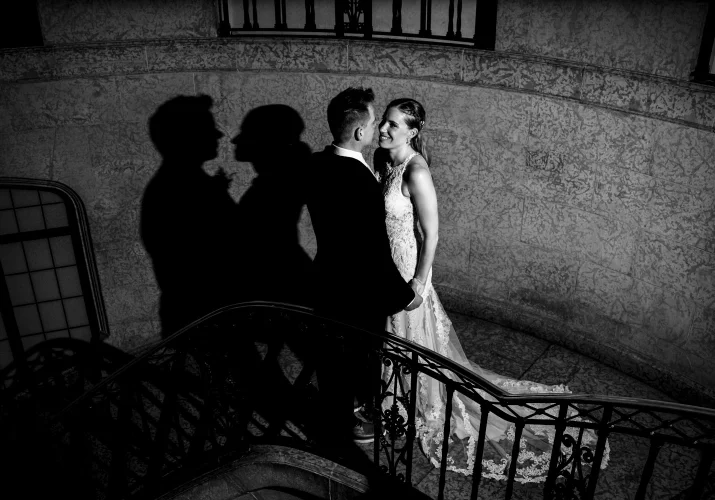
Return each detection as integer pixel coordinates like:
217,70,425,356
331,144,375,177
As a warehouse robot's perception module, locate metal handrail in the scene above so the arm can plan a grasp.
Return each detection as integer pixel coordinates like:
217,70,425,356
8,302,715,499
218,0,499,50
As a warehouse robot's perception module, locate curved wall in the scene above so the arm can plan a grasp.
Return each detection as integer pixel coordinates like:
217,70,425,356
0,37,713,405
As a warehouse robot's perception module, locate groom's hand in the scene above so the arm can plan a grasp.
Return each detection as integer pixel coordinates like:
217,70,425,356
404,291,423,311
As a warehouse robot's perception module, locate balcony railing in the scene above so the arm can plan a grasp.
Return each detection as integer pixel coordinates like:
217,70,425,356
218,0,498,49
2,303,714,499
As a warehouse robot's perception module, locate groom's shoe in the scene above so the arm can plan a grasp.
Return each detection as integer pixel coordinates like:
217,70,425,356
354,407,372,424
352,418,375,444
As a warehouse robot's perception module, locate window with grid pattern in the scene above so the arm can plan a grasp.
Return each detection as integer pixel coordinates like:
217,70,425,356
0,180,108,375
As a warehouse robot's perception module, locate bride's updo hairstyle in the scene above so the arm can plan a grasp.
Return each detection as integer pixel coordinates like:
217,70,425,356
387,98,430,165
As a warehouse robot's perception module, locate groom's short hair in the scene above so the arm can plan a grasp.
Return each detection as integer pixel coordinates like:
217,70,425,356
327,87,375,142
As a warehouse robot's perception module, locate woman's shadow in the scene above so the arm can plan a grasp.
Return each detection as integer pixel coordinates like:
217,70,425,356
231,104,313,306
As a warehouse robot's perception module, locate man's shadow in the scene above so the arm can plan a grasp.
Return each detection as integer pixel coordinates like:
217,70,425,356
141,95,244,338
231,104,313,306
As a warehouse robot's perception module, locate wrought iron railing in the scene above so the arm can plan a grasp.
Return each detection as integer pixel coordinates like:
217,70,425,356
218,0,498,49
5,303,715,499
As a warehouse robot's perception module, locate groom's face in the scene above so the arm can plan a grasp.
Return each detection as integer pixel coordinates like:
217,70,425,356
360,105,376,145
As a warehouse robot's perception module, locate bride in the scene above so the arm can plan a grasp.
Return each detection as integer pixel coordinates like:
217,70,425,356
374,98,608,482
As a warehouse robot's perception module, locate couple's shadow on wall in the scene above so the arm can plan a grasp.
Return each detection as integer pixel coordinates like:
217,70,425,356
141,96,312,338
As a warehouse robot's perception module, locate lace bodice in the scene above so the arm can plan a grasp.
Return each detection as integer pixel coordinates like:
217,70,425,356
381,153,430,287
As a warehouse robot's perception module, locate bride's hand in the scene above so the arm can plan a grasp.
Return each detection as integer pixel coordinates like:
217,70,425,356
410,277,425,296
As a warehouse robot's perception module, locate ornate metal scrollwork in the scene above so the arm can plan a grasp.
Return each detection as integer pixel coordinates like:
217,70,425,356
550,431,598,499
343,0,364,32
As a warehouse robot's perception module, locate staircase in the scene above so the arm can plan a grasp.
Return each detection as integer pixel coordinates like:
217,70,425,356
1,303,714,500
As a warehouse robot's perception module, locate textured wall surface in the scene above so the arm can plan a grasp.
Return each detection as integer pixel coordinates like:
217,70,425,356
37,0,217,44
497,0,708,80
1,34,714,403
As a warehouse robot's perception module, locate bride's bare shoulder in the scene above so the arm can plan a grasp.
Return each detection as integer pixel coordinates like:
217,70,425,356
405,154,431,179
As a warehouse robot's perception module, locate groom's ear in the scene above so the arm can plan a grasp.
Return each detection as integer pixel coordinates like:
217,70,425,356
354,125,363,141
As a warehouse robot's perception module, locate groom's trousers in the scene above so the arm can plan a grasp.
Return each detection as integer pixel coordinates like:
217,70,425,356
314,310,385,445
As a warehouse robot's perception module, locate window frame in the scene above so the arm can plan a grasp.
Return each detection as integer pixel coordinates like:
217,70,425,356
693,0,715,85
0,177,109,377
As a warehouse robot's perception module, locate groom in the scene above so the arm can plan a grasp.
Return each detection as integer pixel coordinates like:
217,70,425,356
307,87,422,446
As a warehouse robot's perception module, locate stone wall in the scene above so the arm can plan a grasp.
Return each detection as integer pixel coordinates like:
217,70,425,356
1,1,714,405
37,0,217,44
497,0,708,80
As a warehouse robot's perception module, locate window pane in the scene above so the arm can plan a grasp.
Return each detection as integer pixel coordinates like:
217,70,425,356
21,333,45,351
0,189,11,209
49,235,75,266
56,266,82,297
14,304,43,335
23,239,53,270
70,326,91,342
31,269,61,301
16,206,45,232
12,189,40,208
40,191,62,204
45,329,69,341
0,210,18,235
64,297,88,328
38,300,67,331
0,340,13,371
6,273,35,306
0,242,27,273
43,203,69,228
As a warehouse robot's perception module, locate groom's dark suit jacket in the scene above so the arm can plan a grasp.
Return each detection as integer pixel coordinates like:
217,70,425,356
307,147,414,327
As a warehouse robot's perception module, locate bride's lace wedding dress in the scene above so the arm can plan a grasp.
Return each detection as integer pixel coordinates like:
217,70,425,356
378,153,609,482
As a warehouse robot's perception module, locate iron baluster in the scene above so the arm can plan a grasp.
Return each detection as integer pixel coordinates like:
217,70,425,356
474,0,497,49
373,361,382,468
146,350,188,494
364,0,372,38
469,404,492,499
573,427,587,492
404,351,420,485
544,403,569,498
305,0,316,29
242,0,251,29
419,0,427,35
426,0,433,35
218,0,231,36
391,0,402,34
456,0,463,38
447,0,455,38
335,0,344,37
583,405,612,499
252,0,259,29
437,384,455,500
274,0,282,29
389,358,400,474
185,354,216,464
281,0,287,29
504,420,525,499
634,438,664,500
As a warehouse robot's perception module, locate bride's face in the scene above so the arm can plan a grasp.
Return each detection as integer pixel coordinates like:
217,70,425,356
378,107,415,150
